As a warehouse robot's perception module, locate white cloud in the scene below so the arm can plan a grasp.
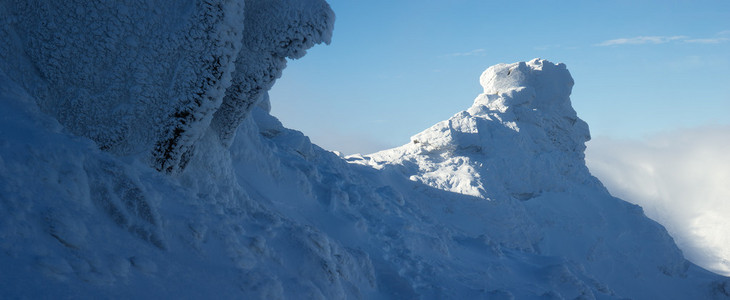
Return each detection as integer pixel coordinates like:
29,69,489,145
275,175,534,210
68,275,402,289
585,126,730,276
598,34,730,46
444,48,486,57
684,37,730,44
596,35,687,46
534,44,560,51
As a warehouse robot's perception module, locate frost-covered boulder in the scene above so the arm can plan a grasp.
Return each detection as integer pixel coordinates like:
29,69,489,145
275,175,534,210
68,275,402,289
211,0,334,146
0,0,245,172
0,0,333,173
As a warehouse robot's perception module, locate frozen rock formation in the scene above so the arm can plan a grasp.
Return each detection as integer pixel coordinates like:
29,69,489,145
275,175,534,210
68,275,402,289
210,0,334,146
364,59,591,200
0,0,333,173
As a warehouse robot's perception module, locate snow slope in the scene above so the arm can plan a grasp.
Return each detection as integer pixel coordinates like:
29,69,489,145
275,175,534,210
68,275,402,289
1,1,729,299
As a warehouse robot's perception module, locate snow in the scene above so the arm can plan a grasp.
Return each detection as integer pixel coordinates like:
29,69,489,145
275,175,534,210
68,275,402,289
1,1,729,299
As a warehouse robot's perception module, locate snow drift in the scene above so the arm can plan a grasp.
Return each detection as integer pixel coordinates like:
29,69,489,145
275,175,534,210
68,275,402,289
1,1,729,299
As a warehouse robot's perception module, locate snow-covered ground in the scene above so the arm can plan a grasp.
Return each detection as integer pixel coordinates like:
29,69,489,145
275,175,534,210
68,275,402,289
1,1,729,299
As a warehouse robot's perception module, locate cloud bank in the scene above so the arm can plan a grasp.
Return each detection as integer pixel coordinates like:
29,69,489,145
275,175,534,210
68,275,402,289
586,126,730,276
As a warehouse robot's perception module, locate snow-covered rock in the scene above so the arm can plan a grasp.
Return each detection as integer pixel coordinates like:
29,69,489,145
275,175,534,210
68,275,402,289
0,0,332,173
210,0,334,146
362,59,591,201
0,1,728,298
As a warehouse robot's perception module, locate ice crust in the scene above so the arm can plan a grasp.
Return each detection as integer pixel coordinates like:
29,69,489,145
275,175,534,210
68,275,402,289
1,1,729,299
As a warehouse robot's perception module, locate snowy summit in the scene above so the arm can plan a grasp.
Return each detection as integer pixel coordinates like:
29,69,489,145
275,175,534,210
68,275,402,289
1,1,729,299
360,59,591,200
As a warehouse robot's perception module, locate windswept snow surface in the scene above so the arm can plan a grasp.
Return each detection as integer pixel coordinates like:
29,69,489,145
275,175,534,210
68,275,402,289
0,1,729,298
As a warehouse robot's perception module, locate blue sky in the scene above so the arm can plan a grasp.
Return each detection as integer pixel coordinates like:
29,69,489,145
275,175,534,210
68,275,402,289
270,0,730,154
